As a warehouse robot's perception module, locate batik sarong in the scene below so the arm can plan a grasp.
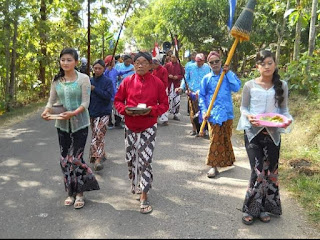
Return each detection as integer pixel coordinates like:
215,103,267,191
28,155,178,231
206,119,235,167
168,83,180,116
242,131,282,217
89,115,109,162
57,127,100,196
124,124,157,194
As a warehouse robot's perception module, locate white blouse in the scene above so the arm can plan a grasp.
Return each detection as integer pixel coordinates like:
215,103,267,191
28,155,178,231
236,79,293,146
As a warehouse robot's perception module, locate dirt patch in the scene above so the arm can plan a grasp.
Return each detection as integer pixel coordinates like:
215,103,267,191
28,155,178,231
288,159,320,176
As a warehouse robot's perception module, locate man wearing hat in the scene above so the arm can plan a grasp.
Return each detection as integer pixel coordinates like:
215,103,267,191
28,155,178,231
151,58,169,125
176,53,211,136
114,51,169,214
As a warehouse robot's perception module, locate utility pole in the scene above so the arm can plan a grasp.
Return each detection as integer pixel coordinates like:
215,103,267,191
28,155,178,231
87,0,91,76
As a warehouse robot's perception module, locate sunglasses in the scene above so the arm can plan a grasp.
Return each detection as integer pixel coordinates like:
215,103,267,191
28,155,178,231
209,60,221,64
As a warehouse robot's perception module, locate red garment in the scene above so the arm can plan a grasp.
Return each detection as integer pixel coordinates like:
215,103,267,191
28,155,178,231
114,72,169,132
164,62,185,89
152,65,168,89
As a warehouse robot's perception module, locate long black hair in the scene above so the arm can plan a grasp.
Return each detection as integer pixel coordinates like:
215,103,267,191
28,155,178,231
53,48,79,81
256,50,284,106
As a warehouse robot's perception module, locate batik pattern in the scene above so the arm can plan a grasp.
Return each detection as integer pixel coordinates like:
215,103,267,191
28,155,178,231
57,127,100,196
206,120,235,167
168,83,180,115
242,132,282,217
124,124,157,194
89,115,109,163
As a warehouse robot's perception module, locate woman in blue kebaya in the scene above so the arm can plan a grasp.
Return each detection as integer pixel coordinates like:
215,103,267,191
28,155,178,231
237,50,293,225
199,51,241,178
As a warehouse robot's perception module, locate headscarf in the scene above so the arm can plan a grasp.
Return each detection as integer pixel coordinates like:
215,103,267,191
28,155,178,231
134,51,152,63
104,55,113,66
195,53,205,62
207,51,220,61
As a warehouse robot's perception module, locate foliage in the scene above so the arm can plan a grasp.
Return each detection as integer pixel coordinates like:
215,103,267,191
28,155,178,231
284,51,320,97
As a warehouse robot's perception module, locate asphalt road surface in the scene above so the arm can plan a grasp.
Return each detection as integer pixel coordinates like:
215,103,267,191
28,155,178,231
0,96,319,239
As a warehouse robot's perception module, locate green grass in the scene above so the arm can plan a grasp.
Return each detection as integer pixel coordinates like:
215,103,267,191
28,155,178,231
0,100,47,128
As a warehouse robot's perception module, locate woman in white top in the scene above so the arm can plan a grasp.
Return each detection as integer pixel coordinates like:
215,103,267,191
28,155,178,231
236,50,293,225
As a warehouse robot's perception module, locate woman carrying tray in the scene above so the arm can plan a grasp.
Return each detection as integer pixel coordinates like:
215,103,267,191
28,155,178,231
41,48,100,209
114,51,169,214
236,50,293,225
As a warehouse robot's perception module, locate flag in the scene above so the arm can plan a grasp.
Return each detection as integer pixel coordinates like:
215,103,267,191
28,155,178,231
152,42,160,57
228,0,237,30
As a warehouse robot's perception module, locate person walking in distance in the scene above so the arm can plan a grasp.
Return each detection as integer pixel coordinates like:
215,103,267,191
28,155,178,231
88,59,114,171
199,51,241,178
41,47,100,209
151,58,169,126
165,54,184,121
236,50,293,225
114,51,168,214
176,53,211,136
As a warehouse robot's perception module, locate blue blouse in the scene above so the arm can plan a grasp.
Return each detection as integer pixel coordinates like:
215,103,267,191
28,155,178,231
236,79,293,146
199,69,241,125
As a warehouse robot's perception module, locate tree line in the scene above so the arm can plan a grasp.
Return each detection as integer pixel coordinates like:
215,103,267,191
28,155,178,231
0,0,319,113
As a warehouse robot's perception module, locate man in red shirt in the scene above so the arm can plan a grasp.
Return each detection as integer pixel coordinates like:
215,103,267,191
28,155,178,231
165,54,185,121
151,58,169,126
114,51,168,214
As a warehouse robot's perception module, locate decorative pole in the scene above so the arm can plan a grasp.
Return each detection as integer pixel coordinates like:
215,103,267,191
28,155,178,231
199,0,257,135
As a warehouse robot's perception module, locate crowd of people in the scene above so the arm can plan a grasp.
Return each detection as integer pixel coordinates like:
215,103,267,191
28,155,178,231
41,47,293,225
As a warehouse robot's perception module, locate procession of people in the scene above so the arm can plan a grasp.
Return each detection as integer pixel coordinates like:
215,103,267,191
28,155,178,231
41,45,293,226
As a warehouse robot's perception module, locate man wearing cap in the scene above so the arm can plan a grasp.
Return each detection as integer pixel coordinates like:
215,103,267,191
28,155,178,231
151,58,169,126
165,54,185,121
104,55,134,129
176,53,211,136
114,51,169,214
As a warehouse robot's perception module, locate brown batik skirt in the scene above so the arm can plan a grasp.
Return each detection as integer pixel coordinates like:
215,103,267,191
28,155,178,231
206,119,235,168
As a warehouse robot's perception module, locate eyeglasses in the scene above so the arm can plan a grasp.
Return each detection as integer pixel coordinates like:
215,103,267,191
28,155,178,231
134,61,149,67
209,60,220,65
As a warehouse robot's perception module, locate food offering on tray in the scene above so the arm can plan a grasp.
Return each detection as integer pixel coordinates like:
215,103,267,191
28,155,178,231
126,103,150,114
255,113,289,128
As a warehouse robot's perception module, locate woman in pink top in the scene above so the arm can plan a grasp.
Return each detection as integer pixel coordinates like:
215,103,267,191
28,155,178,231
114,51,168,214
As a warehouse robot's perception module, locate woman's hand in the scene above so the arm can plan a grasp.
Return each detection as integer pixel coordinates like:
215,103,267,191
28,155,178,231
41,109,51,121
247,114,260,127
223,64,230,73
59,111,76,120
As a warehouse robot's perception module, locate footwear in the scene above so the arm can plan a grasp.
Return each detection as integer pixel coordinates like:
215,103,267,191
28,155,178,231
162,121,168,126
102,154,107,162
140,200,153,214
173,115,180,121
64,196,75,206
107,125,114,130
207,167,219,178
94,161,104,171
189,131,197,136
242,213,254,225
259,212,271,223
74,195,85,209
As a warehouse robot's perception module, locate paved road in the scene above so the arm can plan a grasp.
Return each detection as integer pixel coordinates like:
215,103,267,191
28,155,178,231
0,96,319,239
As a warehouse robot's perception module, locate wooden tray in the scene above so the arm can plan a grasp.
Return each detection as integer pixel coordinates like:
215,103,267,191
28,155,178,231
47,114,64,120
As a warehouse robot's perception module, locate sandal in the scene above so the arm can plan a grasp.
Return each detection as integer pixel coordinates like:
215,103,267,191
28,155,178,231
74,196,85,209
207,167,219,178
242,212,254,225
259,212,271,223
64,196,75,206
140,200,153,214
